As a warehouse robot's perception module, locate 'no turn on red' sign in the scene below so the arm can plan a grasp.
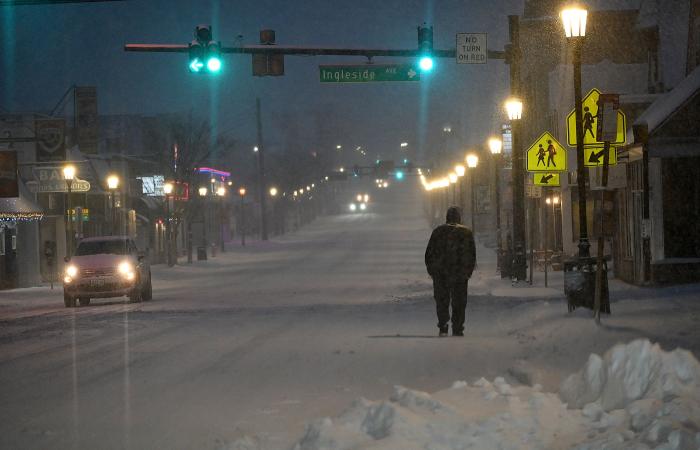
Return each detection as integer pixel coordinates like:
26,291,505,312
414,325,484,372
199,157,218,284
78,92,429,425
456,33,487,64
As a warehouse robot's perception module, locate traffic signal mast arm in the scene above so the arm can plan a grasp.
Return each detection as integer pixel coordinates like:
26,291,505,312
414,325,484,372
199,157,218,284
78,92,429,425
124,44,505,59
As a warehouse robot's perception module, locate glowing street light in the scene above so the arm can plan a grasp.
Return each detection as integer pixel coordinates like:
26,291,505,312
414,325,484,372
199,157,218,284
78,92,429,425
216,186,226,196
489,137,503,155
466,154,479,168
505,98,523,121
163,182,174,195
455,164,466,177
269,187,278,197
199,187,208,197
561,6,588,38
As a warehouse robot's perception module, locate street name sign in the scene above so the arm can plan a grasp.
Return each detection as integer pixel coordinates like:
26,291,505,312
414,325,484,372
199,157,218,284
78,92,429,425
319,64,419,83
584,146,618,167
527,132,567,172
456,33,487,64
566,88,627,147
533,172,561,187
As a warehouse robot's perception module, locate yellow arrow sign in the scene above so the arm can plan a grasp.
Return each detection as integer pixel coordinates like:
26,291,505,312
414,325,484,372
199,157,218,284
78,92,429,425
533,172,560,186
527,132,567,172
566,88,627,146
584,146,618,167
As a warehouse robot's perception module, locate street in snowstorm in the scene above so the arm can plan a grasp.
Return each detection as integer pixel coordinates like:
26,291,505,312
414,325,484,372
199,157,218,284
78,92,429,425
3,0,700,448
1,183,700,449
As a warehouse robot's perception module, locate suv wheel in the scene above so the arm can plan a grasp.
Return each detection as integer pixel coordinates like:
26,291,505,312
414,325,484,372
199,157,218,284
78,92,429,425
78,297,91,307
128,283,142,303
142,273,152,301
64,293,76,308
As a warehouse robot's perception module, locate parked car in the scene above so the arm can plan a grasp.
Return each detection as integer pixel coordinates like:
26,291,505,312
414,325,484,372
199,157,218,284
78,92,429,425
63,236,152,307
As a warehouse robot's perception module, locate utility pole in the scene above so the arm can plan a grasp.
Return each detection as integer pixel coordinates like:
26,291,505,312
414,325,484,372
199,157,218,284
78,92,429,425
256,98,269,241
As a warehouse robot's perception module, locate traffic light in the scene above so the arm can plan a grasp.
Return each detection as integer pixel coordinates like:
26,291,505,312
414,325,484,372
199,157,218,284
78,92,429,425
417,24,434,72
189,25,222,74
353,165,361,177
395,170,404,180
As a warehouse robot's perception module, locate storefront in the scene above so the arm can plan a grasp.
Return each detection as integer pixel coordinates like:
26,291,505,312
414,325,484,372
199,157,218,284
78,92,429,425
0,181,43,289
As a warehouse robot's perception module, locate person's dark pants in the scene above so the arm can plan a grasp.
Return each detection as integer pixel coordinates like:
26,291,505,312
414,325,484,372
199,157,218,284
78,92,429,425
433,276,469,333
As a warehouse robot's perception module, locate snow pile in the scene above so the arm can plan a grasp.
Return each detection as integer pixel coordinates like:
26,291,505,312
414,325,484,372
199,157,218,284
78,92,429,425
292,340,700,450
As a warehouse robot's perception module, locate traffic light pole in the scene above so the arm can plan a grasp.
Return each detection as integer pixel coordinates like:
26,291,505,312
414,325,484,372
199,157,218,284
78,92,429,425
125,44,504,60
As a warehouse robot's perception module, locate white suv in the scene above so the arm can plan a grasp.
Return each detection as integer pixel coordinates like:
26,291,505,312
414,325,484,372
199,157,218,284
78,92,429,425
63,236,152,307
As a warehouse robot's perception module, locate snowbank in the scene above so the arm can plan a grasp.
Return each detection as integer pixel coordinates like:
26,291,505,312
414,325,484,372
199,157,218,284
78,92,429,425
290,340,700,450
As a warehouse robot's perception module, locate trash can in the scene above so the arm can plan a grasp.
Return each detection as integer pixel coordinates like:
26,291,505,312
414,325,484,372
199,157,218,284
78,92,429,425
197,246,207,261
563,256,610,313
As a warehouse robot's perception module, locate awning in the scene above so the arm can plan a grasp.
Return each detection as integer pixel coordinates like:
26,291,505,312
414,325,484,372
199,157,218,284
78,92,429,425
628,65,700,144
0,179,43,221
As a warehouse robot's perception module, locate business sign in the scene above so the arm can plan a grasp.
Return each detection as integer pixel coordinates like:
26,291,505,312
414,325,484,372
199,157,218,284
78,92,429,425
75,86,99,154
456,33,487,64
138,175,165,196
35,118,66,162
0,151,19,198
526,132,567,172
29,167,90,193
319,64,419,83
566,88,627,147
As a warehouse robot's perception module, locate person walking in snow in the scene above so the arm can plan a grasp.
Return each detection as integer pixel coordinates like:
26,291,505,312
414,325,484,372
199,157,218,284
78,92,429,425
425,206,477,337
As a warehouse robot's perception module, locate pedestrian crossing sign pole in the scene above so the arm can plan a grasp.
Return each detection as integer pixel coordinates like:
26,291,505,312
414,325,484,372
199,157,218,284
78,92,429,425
526,132,567,172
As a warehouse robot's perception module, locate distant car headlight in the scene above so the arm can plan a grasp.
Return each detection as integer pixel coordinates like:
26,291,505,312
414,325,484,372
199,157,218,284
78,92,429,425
118,261,135,279
349,203,357,212
360,203,367,210
66,265,78,278
363,194,369,202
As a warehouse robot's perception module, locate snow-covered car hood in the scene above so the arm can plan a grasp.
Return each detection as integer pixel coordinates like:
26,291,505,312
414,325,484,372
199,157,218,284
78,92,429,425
69,254,134,270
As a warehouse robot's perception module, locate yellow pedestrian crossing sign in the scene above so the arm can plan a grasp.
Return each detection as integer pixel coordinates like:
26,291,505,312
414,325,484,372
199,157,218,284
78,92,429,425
566,88,627,146
527,132,567,172
584,146,618,167
533,172,560,187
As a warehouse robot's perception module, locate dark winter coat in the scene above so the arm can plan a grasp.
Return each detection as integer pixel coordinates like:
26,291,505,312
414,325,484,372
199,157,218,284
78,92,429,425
425,223,476,282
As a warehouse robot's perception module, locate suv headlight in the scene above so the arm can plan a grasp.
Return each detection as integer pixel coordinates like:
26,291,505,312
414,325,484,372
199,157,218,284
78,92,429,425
66,265,78,278
118,261,135,280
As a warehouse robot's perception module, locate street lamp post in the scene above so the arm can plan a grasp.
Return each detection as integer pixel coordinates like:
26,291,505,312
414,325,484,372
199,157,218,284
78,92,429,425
454,164,466,211
107,174,119,236
448,172,458,206
163,181,174,267
62,165,76,259
489,137,503,272
466,154,479,232
561,6,590,258
198,187,208,259
216,186,226,253
269,187,278,235
239,187,246,246
505,98,527,280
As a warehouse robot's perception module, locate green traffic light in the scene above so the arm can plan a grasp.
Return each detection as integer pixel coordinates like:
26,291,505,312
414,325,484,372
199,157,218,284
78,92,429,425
189,57,204,72
206,56,222,73
419,56,434,72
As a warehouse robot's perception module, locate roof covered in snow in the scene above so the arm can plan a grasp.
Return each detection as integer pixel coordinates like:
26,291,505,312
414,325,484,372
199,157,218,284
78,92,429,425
629,65,700,143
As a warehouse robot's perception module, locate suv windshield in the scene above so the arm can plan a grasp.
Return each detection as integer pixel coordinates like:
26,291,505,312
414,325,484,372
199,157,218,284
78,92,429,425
75,240,128,256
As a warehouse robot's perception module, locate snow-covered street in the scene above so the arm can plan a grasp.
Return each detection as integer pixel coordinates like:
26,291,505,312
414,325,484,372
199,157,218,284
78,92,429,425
1,183,699,450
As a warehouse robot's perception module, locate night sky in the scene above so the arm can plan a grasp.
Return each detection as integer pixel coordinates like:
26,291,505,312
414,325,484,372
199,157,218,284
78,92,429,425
1,0,522,161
